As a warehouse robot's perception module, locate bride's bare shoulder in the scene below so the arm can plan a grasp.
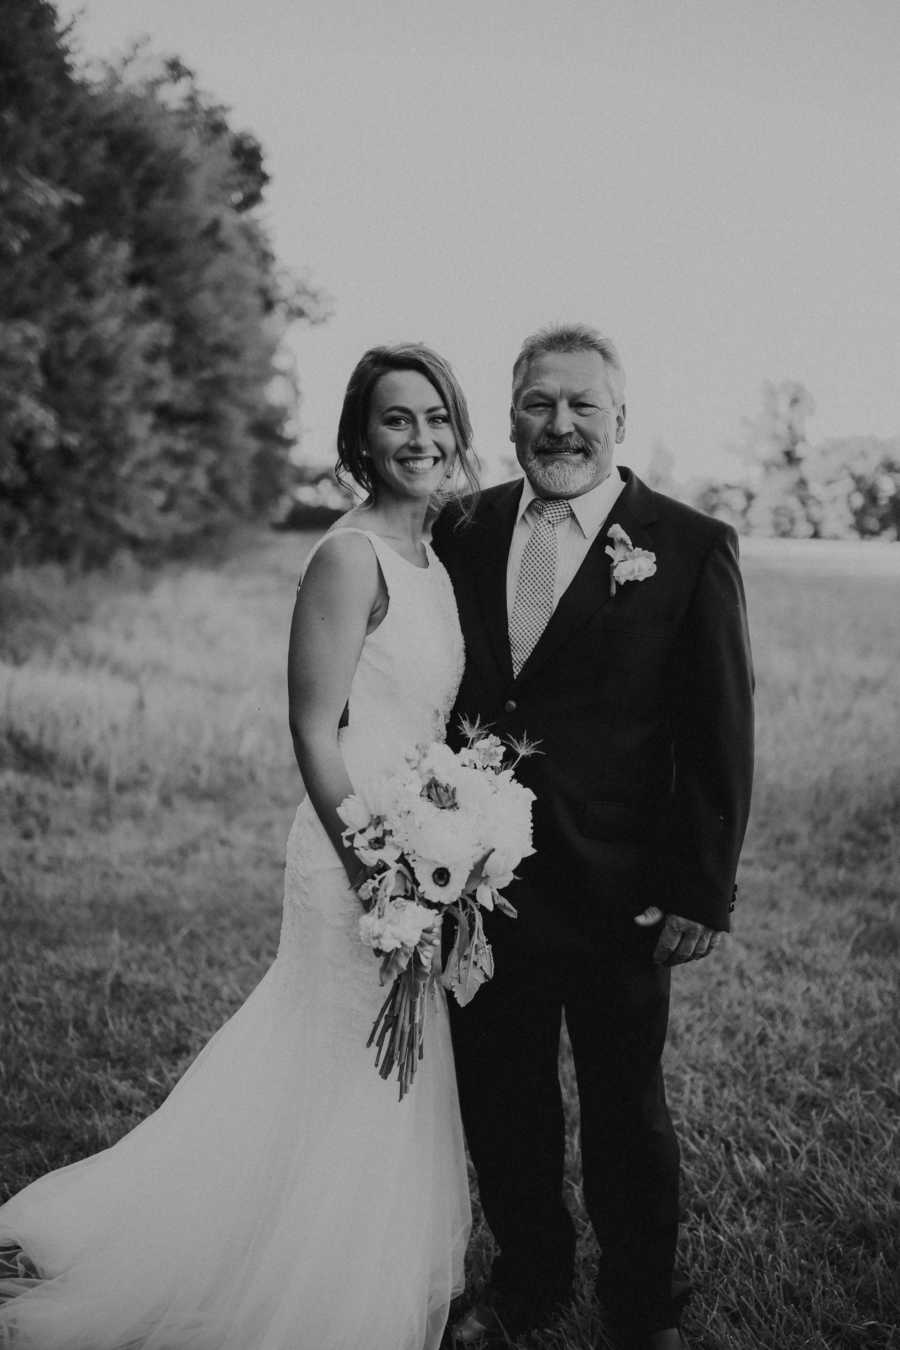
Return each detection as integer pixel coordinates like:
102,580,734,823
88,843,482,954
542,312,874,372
295,528,382,615
302,527,375,573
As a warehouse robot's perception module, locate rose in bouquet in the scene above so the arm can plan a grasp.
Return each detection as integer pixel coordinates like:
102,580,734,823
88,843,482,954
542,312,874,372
337,717,538,1099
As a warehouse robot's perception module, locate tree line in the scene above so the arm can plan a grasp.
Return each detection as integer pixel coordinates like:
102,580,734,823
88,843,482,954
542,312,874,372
2,5,895,562
0,0,324,567
649,382,900,541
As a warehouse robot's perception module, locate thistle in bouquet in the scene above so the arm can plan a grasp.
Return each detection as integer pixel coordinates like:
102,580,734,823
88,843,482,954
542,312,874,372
337,718,540,1100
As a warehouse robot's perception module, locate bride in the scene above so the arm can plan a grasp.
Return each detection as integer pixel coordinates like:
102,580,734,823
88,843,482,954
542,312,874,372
0,344,479,1350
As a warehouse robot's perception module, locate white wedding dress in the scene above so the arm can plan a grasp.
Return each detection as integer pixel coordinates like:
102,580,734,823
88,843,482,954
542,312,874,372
0,529,471,1350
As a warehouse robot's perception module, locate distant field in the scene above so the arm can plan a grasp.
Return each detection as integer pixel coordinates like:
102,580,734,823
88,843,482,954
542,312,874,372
741,534,900,576
1,529,898,1350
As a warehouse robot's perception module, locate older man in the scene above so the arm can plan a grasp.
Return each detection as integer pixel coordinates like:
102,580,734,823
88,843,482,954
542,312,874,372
432,324,754,1350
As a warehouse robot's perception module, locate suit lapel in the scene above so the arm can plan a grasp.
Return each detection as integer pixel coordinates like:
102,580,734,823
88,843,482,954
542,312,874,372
513,469,659,688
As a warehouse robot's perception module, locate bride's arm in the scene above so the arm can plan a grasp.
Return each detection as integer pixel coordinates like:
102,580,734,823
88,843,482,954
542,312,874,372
287,533,382,889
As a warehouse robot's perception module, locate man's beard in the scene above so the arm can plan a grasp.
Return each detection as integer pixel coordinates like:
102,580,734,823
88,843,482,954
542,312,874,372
524,431,611,496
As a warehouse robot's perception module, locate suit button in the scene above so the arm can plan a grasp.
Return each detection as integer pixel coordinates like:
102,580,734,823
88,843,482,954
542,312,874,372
504,699,517,713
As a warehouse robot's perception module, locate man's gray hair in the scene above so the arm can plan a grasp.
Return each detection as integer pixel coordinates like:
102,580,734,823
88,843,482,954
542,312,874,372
511,323,626,405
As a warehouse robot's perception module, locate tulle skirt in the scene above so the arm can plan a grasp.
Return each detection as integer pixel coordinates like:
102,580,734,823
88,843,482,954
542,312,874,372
0,806,471,1349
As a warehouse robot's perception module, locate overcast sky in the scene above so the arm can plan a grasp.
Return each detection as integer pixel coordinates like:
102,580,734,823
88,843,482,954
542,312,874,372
59,0,900,481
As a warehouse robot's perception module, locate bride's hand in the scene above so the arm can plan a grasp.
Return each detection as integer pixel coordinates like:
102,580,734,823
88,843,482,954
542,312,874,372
347,863,377,907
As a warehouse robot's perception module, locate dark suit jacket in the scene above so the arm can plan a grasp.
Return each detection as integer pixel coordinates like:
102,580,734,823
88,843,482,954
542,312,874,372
432,469,754,954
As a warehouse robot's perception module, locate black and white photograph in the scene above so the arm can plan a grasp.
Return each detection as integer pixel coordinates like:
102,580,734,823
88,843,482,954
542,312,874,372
1,2,898,1348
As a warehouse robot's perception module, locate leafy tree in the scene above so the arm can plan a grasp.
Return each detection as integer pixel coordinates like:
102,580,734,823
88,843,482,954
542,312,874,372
690,478,755,533
740,381,817,537
804,437,900,539
0,1,325,566
687,381,899,540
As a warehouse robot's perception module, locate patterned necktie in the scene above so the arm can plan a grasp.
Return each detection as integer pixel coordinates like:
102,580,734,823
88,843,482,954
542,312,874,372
508,497,572,677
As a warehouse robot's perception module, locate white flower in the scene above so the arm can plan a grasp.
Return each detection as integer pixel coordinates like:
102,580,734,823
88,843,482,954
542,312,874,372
477,781,535,864
613,551,657,584
359,898,435,953
340,806,403,867
456,767,498,815
338,770,414,839
607,522,633,550
336,793,370,832
410,855,473,905
605,526,657,596
458,734,506,772
394,800,479,867
353,834,402,868
480,846,519,891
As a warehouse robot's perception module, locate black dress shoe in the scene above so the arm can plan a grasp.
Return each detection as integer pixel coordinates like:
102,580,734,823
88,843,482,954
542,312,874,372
598,1324,722,1350
594,1267,693,1345
642,1330,687,1350
594,1325,687,1350
451,1283,572,1346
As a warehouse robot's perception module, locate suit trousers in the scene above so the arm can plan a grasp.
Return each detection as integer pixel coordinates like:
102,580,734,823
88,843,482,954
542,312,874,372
449,914,681,1324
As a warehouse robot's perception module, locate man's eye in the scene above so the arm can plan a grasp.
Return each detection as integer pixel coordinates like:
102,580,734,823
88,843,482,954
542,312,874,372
525,401,552,411
575,404,599,414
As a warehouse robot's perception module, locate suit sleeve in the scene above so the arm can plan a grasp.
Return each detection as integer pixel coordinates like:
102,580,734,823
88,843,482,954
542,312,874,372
663,526,755,931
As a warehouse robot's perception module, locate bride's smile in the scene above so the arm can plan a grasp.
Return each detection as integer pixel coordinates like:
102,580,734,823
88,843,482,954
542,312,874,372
365,369,457,497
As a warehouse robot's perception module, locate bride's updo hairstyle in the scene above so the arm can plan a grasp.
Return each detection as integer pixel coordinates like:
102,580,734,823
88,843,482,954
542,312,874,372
336,344,480,515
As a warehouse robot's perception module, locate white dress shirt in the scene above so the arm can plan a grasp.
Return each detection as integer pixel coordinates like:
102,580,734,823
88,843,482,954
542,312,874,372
506,469,627,619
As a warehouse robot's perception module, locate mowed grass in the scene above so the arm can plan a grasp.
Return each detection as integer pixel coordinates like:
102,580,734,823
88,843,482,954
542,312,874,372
1,529,898,1350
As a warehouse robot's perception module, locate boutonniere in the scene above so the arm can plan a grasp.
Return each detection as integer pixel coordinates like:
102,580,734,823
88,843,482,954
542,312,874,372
605,524,657,597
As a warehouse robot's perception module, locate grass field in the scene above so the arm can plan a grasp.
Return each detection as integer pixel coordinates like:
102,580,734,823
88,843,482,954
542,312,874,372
1,528,898,1349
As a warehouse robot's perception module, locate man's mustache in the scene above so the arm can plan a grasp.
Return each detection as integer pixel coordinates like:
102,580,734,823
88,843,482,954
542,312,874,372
534,435,589,454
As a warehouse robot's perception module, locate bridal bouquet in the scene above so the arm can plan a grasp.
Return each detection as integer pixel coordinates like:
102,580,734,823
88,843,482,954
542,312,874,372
337,718,538,1099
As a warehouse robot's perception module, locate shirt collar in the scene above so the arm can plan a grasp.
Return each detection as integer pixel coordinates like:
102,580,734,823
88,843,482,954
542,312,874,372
516,467,625,539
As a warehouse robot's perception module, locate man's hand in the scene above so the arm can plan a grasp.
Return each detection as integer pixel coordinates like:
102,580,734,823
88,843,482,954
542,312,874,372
633,906,721,965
